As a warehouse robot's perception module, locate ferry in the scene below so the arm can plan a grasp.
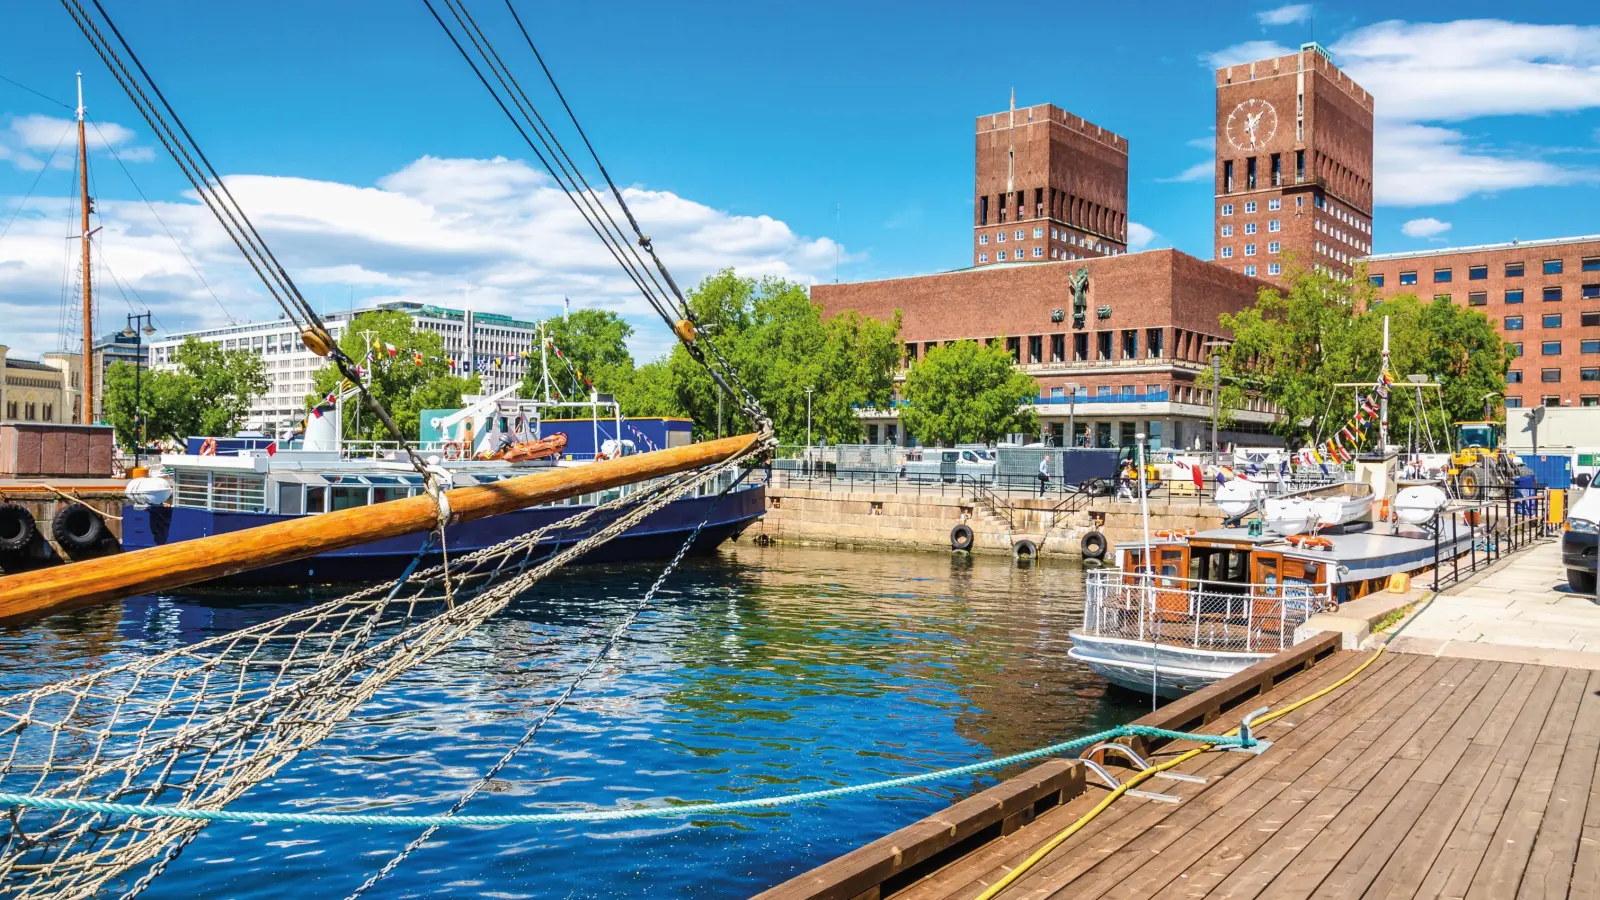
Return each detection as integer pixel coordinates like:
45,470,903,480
119,386,764,584
1068,454,1474,698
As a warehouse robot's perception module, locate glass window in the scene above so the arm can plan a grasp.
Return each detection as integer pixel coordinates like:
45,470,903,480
979,234,988,245
1506,316,1524,330
1469,265,1488,280
1268,198,1281,210
1434,268,1453,283
1399,271,1418,285
1545,314,1563,328
1244,244,1257,256
1545,286,1563,302
1268,219,1281,232
1584,257,1600,272
1542,368,1562,383
1221,225,1233,237
1468,292,1487,306
1506,289,1524,304
1583,368,1600,381
997,250,1006,261
1507,370,1523,384
1033,227,1043,238
1583,339,1600,354
1370,274,1385,287
1511,342,1523,357
1268,241,1280,253
1245,222,1257,235
1268,263,1282,275
1435,294,1452,303
1506,262,1525,277
1543,395,1562,407
1583,284,1600,299
1032,246,1043,258
1544,259,1563,275
1221,204,1233,216
1014,229,1024,240
1586,311,1600,327
1221,247,1233,259
978,253,989,263
1543,341,1562,355
1244,265,1257,276
1244,201,1257,213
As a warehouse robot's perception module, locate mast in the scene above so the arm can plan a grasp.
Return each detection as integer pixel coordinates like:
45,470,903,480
1378,315,1390,452
77,73,94,424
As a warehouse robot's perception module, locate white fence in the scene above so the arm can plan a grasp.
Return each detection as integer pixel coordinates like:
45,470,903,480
1081,568,1337,654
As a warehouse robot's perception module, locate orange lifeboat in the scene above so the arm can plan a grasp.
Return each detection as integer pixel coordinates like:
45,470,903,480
500,433,568,463
1286,533,1334,551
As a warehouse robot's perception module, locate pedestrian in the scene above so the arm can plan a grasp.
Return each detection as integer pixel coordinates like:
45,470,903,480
1037,456,1050,497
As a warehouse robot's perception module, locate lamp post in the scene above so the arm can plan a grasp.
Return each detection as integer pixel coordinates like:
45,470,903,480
119,311,156,469
1481,391,1501,422
805,386,814,476
1064,381,1080,448
1203,340,1232,468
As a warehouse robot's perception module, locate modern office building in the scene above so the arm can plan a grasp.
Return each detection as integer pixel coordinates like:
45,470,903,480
1363,235,1600,410
149,301,539,432
973,100,1129,267
1213,42,1374,283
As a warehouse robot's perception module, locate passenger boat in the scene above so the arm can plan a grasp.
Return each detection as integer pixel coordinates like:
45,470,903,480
120,388,764,584
1069,456,1466,698
1261,480,1374,536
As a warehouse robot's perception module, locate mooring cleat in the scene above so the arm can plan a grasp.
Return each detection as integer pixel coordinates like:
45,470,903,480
1229,706,1274,754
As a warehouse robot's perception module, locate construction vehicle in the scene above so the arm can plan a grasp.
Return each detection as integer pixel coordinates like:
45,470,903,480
1118,444,1162,488
1448,420,1531,500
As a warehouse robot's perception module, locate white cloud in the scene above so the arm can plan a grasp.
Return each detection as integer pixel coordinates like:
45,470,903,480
1376,123,1582,204
0,155,846,361
1157,160,1214,183
1257,4,1312,27
1205,41,1295,69
1127,222,1159,251
1,114,152,171
1400,217,1451,238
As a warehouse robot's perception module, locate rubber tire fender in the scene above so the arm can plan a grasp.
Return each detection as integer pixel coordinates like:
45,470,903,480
52,504,106,553
950,523,975,552
1012,539,1038,561
1080,529,1108,561
0,503,36,552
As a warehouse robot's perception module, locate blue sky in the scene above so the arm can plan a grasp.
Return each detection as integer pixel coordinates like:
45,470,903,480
1,1,1597,359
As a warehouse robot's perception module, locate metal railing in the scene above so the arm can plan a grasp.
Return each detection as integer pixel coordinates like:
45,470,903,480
1431,485,1554,592
1081,569,1336,655
760,467,1120,499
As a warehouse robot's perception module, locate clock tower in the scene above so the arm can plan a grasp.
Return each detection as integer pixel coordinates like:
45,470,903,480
1213,42,1374,284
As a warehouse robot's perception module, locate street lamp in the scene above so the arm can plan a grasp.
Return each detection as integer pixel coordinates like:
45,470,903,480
1064,381,1080,448
1481,391,1501,422
119,311,156,470
804,387,815,475
1203,339,1232,468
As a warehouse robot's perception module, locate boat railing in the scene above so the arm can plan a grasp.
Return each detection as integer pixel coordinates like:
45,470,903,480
1081,568,1337,655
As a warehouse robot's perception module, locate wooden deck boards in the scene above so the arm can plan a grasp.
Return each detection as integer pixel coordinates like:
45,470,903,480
875,654,1600,900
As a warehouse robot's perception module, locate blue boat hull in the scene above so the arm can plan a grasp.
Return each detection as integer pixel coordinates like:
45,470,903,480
120,486,766,585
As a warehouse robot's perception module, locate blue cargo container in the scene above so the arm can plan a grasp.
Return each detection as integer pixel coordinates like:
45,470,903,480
1524,453,1573,490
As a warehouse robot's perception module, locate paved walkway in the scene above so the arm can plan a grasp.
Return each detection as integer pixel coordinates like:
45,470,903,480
1389,540,1600,668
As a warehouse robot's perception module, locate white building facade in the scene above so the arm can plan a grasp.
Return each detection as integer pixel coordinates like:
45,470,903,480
149,301,538,433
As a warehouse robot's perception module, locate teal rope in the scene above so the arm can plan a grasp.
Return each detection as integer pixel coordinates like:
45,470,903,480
0,725,1243,827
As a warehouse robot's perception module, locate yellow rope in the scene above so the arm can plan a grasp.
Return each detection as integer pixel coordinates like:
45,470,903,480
973,645,1391,900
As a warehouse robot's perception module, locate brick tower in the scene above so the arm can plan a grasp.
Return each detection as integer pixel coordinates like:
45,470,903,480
973,96,1128,268
1213,42,1374,283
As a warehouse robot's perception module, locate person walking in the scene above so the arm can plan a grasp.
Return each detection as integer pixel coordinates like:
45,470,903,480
1037,456,1051,497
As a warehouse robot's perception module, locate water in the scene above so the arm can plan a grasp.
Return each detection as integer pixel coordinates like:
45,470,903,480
0,544,1145,898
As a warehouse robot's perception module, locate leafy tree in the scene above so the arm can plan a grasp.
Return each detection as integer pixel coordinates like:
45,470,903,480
1212,262,1508,448
665,269,901,443
609,358,683,418
520,308,635,400
103,337,268,449
899,339,1039,446
309,310,479,441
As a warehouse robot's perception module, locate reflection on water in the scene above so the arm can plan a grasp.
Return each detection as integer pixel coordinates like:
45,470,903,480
0,544,1144,899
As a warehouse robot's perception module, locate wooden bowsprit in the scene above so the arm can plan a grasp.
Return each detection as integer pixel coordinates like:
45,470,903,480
0,433,761,625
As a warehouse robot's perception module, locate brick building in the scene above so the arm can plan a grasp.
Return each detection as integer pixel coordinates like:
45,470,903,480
973,101,1129,268
1362,235,1600,410
812,251,1277,450
1213,43,1374,283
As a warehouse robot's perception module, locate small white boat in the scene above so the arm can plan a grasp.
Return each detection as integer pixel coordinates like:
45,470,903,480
1262,481,1374,536
1214,478,1266,518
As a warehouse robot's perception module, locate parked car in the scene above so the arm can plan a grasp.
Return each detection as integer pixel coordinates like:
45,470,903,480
1565,486,1598,594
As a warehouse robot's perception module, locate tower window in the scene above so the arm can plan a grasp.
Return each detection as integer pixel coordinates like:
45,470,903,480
1223,160,1234,193
1295,150,1306,183
1247,157,1257,190
979,196,988,225
1270,153,1281,187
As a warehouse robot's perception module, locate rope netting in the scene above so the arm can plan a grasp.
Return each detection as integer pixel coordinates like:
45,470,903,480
0,449,756,899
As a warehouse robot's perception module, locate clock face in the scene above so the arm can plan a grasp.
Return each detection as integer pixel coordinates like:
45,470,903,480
1225,99,1278,152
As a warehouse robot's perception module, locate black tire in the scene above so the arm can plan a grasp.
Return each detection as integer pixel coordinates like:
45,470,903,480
1457,465,1485,501
1576,473,1593,490
52,505,106,553
1012,539,1038,562
1080,530,1108,561
950,523,975,552
1571,568,1598,595
0,503,36,552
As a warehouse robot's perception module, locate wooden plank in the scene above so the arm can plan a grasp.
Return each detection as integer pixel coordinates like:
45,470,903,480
888,651,1391,900
1516,668,1600,900
753,759,1085,900
1465,666,1590,899
0,432,762,622
1412,664,1570,900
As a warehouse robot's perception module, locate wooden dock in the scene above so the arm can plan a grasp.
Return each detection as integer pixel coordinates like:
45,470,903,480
759,632,1600,899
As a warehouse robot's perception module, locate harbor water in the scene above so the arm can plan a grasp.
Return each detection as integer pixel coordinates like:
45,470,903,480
0,544,1145,898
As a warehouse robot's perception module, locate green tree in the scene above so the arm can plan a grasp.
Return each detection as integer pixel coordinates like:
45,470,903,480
309,310,479,440
520,308,636,400
1213,262,1508,448
103,337,268,449
899,339,1039,445
665,270,901,443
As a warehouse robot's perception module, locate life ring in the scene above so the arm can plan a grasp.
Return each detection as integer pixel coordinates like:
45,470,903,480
1080,530,1108,561
0,503,37,552
198,437,218,457
1286,534,1333,551
442,441,464,461
52,505,106,553
950,523,975,552
1012,539,1038,562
